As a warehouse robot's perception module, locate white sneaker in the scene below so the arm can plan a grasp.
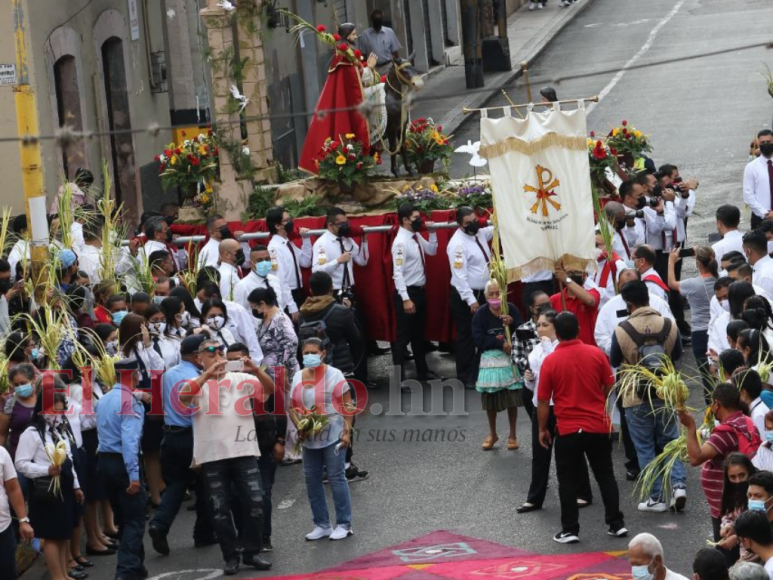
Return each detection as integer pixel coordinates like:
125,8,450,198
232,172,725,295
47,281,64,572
329,526,353,541
529,2,536,9
638,499,668,513
671,487,687,511
537,3,544,8
305,526,333,541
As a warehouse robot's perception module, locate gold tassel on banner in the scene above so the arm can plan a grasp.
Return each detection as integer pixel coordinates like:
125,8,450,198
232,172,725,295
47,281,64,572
479,133,587,161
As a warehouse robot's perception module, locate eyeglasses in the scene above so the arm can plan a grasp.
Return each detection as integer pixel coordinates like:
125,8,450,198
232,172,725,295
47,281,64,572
200,345,225,354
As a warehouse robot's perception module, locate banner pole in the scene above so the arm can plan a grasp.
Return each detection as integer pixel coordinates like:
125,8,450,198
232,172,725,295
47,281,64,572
464,95,598,115
557,279,568,312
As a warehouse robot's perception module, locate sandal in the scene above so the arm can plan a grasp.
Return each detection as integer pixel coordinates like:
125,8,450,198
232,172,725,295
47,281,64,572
507,437,519,450
482,435,498,450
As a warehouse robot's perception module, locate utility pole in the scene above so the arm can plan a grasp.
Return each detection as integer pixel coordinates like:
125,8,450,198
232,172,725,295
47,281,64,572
12,0,48,295
460,0,484,89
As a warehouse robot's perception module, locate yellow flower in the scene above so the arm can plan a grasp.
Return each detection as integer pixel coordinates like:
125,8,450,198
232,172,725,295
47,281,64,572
170,155,179,166
431,130,440,141
430,184,439,193
612,128,620,137
345,133,355,139
335,155,347,165
633,130,643,139
587,138,594,147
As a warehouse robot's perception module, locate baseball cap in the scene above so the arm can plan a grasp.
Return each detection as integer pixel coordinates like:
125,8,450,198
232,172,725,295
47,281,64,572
181,334,208,355
58,249,77,268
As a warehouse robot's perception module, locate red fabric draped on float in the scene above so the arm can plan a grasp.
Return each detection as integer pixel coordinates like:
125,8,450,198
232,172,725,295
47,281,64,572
172,210,523,343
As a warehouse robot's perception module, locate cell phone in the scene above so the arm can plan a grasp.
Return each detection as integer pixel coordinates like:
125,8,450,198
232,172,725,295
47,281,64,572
707,233,722,243
679,248,696,258
224,360,244,373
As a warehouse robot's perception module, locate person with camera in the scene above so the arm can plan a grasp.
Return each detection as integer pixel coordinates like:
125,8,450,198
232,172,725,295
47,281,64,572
742,129,773,229
617,184,647,256
391,203,442,383
668,246,718,403
610,280,685,513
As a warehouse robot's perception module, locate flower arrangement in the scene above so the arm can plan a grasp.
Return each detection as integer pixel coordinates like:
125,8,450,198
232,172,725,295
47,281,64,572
405,118,454,171
317,134,376,188
193,181,217,216
587,135,618,183
157,130,219,197
293,406,331,454
391,183,453,214
452,182,493,211
605,120,652,161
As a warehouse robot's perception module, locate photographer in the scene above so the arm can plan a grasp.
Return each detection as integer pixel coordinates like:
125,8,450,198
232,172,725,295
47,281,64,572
603,201,639,262
619,181,647,251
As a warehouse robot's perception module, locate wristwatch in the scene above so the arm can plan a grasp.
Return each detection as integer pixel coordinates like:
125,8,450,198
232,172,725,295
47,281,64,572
565,277,573,286
19,517,30,524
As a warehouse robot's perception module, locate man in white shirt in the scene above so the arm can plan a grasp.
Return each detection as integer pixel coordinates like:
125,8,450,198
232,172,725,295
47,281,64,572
737,369,770,437
79,222,105,284
743,129,773,229
632,245,669,301
217,239,243,302
198,214,243,270
159,203,189,271
391,203,441,382
180,339,274,573
603,202,637,261
312,208,368,292
734,511,773,580
595,269,673,357
628,533,690,580
234,245,284,312
266,207,311,321
712,206,744,271
727,261,773,302
744,230,773,298
592,232,628,309
447,207,494,389
142,216,172,266
619,182,647,249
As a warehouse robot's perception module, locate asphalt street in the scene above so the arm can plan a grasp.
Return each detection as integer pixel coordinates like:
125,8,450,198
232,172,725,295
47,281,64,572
34,1,773,579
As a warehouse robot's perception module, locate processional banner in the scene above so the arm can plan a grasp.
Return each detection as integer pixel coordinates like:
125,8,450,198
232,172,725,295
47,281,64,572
479,107,596,281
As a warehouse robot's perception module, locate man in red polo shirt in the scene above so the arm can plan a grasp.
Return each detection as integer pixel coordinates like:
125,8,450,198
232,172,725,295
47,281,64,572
550,264,601,346
537,312,627,544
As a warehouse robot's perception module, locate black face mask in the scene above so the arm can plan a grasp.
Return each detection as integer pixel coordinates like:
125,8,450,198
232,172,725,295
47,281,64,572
252,308,264,319
165,215,175,226
636,196,647,210
464,221,480,236
569,274,584,286
165,228,174,243
220,226,233,240
0,279,10,295
337,222,351,238
285,220,294,236
411,218,423,233
761,142,773,157
235,249,246,265
614,218,626,230
372,17,383,29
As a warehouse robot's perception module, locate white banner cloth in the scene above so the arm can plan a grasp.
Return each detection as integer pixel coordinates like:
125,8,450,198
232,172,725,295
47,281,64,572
480,108,595,281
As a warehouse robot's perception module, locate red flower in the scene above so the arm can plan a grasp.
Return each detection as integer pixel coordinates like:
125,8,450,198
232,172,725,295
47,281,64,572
316,24,326,32
356,162,363,170
622,128,628,135
207,129,213,137
354,49,362,59
337,43,348,52
175,148,182,155
187,154,193,161
181,130,187,137
154,155,161,162
621,120,628,126
213,147,219,156
333,33,341,41
610,148,618,156
191,158,200,167
376,157,382,165
593,147,607,161
380,75,387,83
159,164,166,172
349,154,356,160
164,149,172,157
590,131,595,138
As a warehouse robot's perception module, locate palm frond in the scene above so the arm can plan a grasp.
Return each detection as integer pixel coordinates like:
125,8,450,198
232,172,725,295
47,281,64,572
0,207,13,257
617,357,691,414
23,306,70,370
58,181,74,249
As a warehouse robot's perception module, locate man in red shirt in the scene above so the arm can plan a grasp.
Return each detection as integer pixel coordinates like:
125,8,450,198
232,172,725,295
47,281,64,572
538,312,626,544
550,264,600,346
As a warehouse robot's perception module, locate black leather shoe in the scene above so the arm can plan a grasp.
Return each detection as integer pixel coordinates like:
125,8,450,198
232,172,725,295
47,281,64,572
67,570,88,580
223,559,240,575
194,535,218,548
73,557,93,568
85,547,115,556
626,469,640,481
416,372,446,381
244,555,272,570
516,503,542,514
149,525,170,556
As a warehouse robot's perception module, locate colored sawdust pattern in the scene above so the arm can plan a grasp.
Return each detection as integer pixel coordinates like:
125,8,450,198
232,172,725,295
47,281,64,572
252,530,632,580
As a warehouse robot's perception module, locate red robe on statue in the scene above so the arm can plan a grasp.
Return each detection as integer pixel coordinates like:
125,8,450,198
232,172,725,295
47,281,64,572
299,53,371,175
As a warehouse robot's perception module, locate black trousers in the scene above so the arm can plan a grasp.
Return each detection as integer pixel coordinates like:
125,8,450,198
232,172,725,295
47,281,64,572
654,250,690,335
752,213,763,229
449,286,485,386
521,280,555,317
616,391,640,471
554,431,624,535
291,287,305,311
526,407,592,507
392,287,429,380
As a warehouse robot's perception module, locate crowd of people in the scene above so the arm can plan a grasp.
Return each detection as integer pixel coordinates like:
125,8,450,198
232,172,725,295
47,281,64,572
0,129,772,579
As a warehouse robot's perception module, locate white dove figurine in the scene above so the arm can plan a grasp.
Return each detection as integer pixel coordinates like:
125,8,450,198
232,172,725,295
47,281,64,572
469,153,488,168
229,85,249,113
454,140,480,155
217,0,236,11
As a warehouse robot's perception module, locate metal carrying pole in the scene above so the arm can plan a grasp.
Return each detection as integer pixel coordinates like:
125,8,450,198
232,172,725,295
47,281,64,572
463,95,599,114
121,221,492,247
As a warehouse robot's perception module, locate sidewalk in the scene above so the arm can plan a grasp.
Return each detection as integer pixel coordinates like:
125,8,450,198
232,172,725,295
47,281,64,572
412,0,596,137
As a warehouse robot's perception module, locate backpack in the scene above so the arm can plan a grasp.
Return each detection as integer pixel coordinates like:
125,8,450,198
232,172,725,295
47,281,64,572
298,305,336,363
619,318,672,399
714,417,762,457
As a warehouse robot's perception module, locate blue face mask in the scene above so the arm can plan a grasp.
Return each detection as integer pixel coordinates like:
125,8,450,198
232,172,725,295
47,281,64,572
153,296,165,305
112,310,128,326
303,353,323,368
766,431,773,444
14,384,33,398
749,499,769,512
255,261,272,278
631,563,654,580
30,348,39,360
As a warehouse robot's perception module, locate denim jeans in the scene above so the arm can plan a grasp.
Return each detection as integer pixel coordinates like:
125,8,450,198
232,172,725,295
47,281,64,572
201,456,264,562
625,402,686,500
0,524,18,580
257,453,277,538
151,428,213,541
303,442,351,529
98,453,147,580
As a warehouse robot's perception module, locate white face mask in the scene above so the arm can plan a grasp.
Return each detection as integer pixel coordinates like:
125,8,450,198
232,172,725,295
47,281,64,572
720,299,730,313
105,340,119,355
45,415,62,427
179,311,191,327
149,322,166,335
207,316,225,330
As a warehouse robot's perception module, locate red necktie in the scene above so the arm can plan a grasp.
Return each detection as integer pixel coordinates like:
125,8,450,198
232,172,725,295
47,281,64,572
619,231,630,258
412,234,425,268
768,160,773,211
